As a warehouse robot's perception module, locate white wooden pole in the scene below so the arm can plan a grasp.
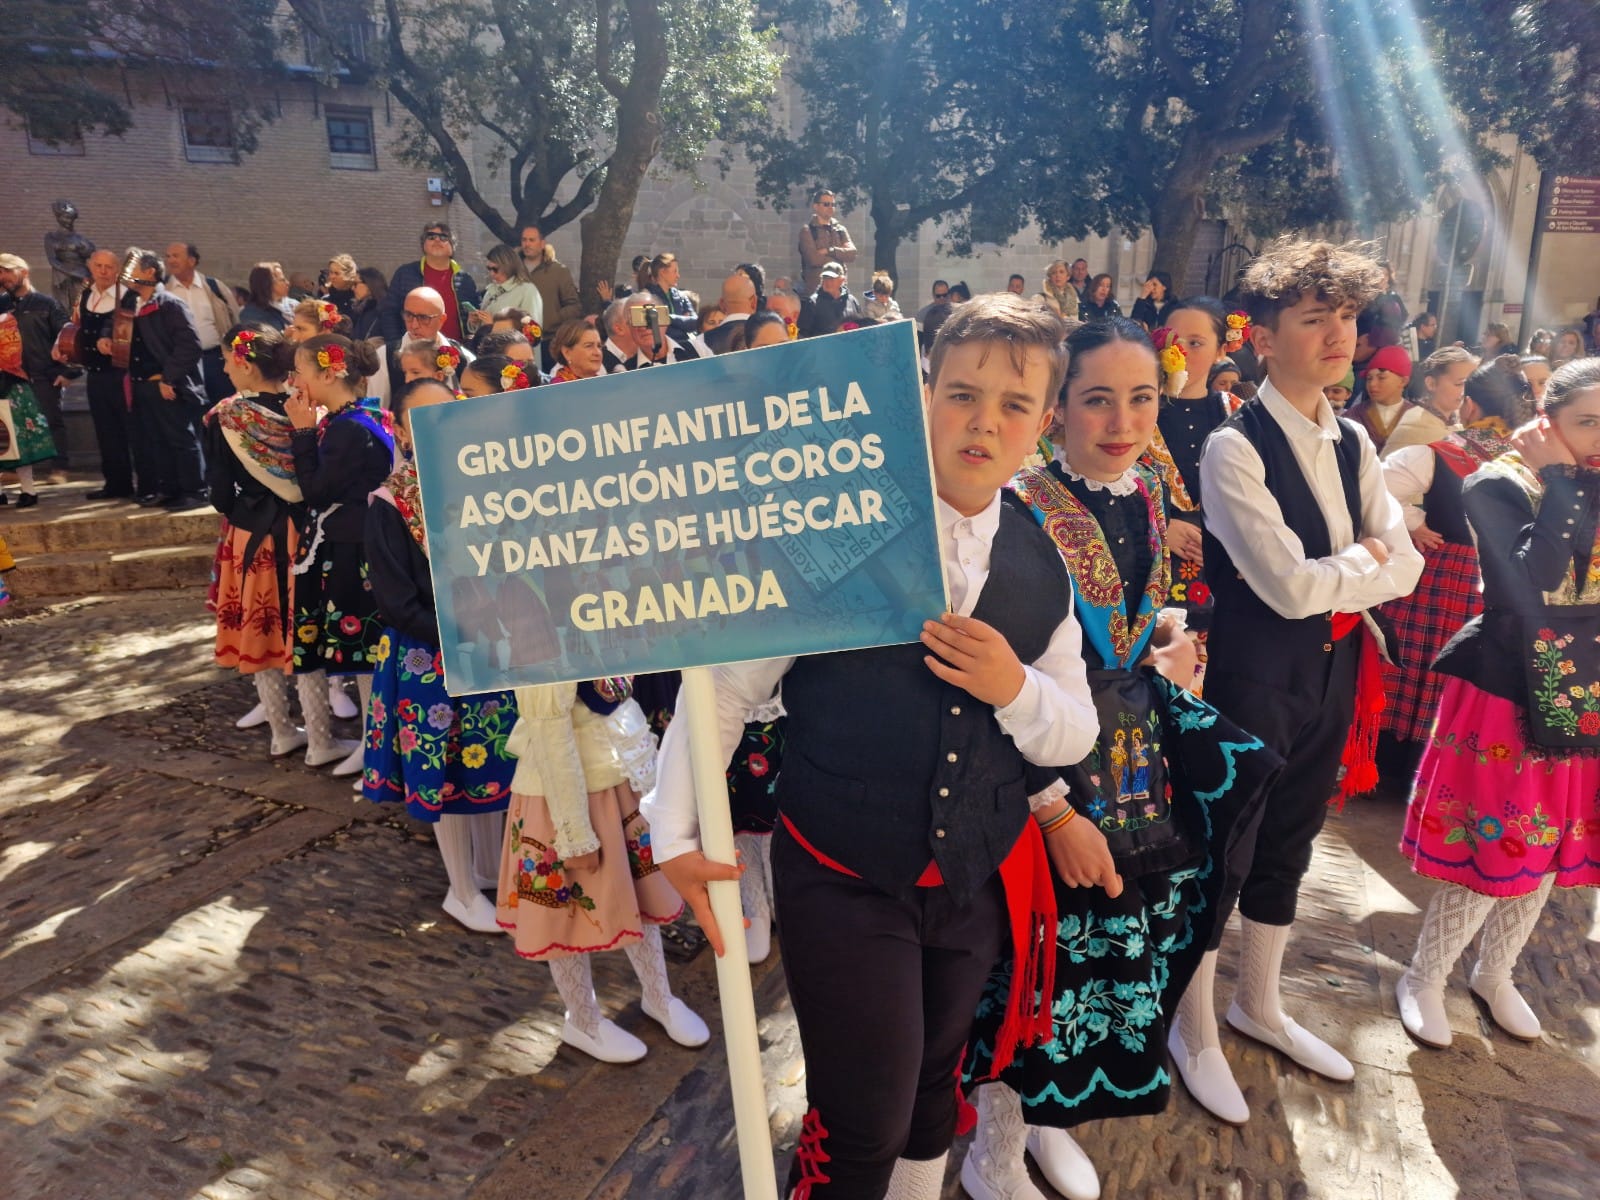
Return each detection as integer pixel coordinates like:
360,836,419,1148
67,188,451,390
679,666,779,1200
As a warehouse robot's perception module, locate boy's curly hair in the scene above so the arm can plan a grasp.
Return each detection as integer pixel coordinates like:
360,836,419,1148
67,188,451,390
1237,239,1386,329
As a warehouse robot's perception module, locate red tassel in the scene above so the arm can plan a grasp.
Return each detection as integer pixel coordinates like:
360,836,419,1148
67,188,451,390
1331,615,1385,811
953,1053,977,1136
986,821,1059,1077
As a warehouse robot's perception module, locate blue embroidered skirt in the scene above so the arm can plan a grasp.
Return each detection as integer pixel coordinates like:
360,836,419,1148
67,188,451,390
362,629,516,821
964,677,1277,1127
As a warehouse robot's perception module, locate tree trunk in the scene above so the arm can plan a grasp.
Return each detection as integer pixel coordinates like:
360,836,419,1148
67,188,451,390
869,196,903,282
577,0,669,314
1148,127,1213,286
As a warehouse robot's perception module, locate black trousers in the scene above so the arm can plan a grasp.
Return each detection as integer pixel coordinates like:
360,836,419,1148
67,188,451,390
130,380,203,498
27,374,68,469
1204,635,1359,926
85,369,134,494
771,822,1007,1198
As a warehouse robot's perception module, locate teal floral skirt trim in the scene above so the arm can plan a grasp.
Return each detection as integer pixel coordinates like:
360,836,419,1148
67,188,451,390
964,678,1278,1127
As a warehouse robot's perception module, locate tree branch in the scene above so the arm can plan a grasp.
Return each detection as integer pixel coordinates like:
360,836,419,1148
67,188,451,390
594,0,626,101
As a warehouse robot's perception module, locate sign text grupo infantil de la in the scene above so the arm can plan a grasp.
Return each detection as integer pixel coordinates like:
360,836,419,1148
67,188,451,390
409,321,949,695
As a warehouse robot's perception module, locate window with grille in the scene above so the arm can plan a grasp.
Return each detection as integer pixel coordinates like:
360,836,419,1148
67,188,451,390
326,107,377,170
180,106,236,163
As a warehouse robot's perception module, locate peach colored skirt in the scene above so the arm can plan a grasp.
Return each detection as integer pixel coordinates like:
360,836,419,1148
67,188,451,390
496,782,682,960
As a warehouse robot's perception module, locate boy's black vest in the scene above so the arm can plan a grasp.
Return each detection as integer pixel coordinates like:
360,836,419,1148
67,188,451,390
777,496,1071,907
1201,397,1364,692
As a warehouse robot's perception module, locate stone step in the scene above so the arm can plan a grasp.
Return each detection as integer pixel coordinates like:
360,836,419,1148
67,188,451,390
9,544,217,597
0,500,220,555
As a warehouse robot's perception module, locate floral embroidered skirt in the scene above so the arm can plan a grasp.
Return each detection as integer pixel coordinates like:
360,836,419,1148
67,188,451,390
495,783,683,961
964,678,1277,1128
214,521,298,674
361,629,515,821
0,379,59,469
1401,678,1600,896
729,716,785,836
292,539,383,673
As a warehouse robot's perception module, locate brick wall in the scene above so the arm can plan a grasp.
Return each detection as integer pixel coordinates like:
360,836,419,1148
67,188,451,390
3,75,495,296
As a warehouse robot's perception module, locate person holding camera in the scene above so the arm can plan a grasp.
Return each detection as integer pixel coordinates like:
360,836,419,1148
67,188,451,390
601,294,707,372
797,187,858,293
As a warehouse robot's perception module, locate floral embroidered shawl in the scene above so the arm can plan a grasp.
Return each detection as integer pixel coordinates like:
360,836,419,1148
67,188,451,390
1011,463,1170,668
204,394,303,503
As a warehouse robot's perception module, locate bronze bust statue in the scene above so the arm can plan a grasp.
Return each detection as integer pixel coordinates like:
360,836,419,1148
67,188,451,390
44,199,96,312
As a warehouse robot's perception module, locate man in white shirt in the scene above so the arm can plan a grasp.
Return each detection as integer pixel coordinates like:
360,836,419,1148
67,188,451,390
164,243,240,407
1168,240,1423,1127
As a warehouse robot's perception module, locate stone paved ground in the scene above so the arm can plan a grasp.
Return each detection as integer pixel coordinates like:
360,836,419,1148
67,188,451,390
3,584,1599,1200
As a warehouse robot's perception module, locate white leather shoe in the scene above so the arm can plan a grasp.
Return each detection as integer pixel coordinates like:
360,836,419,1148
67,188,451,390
1470,969,1542,1040
442,891,504,934
331,742,366,777
328,680,359,720
1395,972,1452,1048
562,1015,647,1063
1026,1127,1100,1200
305,737,359,768
746,915,772,965
1167,1025,1250,1124
1226,1003,1355,1081
236,703,267,730
269,729,308,757
642,997,711,1048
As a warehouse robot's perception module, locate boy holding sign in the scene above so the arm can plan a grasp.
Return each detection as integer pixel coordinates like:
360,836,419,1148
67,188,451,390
646,295,1103,1199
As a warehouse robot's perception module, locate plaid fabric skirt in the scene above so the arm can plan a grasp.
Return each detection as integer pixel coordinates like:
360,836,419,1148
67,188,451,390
1377,541,1481,743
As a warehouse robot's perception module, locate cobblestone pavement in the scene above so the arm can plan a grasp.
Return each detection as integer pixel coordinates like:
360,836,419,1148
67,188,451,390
3,589,1599,1199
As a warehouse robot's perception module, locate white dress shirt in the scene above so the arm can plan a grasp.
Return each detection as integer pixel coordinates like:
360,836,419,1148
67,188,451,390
164,274,221,350
84,283,120,315
642,491,1099,865
1381,443,1436,531
1199,377,1423,620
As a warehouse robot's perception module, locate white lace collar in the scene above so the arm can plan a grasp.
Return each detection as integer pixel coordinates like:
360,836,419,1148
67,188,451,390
1052,450,1140,496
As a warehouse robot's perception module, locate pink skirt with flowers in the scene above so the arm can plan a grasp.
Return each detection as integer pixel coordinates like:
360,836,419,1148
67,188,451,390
1401,677,1600,896
495,783,683,961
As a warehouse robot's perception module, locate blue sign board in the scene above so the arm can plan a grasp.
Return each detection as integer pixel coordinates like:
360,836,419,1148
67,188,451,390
410,321,948,695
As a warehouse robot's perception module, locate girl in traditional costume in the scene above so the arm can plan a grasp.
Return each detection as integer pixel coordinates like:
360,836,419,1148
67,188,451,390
961,319,1276,1200
1140,298,1249,690
204,326,322,759
0,311,57,508
496,677,711,1063
1372,366,1520,793
1396,357,1600,1047
286,334,395,777
362,379,520,932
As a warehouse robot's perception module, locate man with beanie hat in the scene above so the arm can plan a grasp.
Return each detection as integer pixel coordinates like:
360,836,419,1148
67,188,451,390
1344,344,1414,451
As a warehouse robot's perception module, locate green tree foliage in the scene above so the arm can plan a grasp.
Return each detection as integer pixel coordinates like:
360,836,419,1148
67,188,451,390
746,0,1104,278
7,0,284,150
290,0,780,303
761,0,1600,281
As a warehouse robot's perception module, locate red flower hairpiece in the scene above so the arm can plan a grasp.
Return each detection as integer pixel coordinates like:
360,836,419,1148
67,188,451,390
436,344,462,372
230,329,258,364
522,320,542,342
317,301,340,331
500,363,531,391
315,343,348,377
